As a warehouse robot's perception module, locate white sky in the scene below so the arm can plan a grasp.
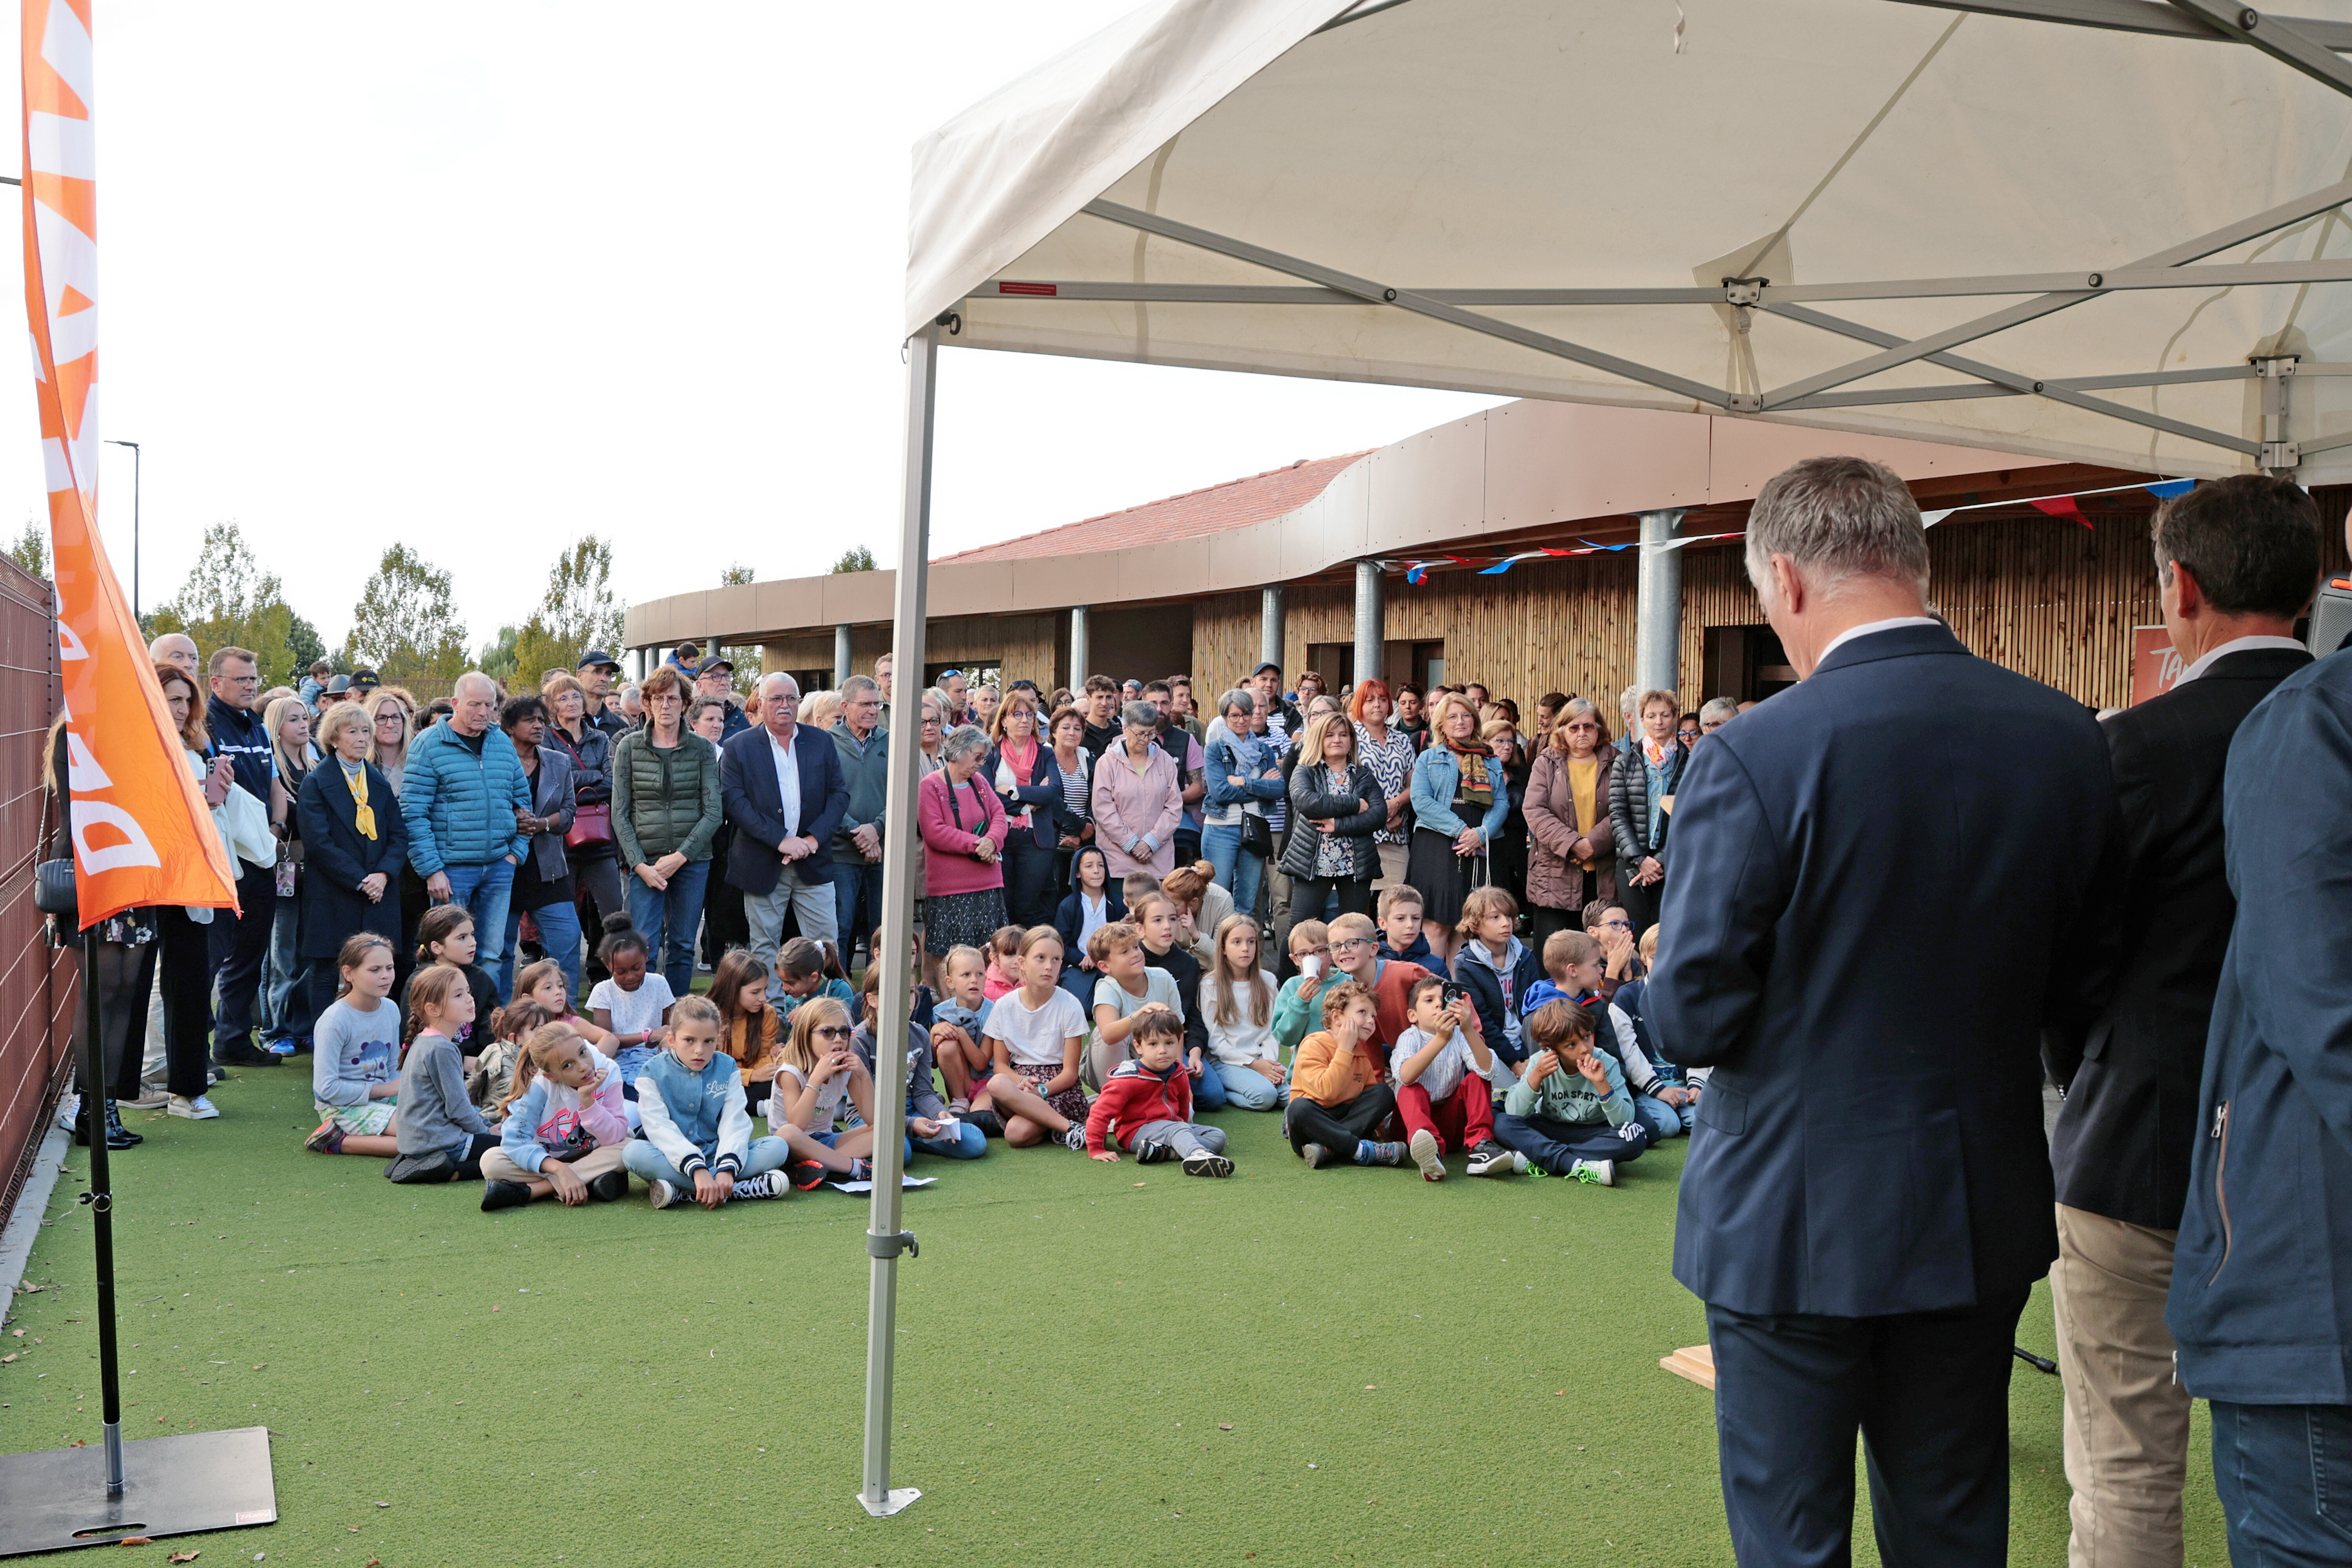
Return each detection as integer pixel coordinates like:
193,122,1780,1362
13,2,1505,651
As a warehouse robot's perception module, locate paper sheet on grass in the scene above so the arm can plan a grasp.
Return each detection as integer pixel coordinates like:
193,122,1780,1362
828,1176,938,1193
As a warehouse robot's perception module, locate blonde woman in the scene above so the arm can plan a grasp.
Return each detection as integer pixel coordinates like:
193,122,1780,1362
1405,692,1509,964
1278,709,1385,926
259,693,321,1053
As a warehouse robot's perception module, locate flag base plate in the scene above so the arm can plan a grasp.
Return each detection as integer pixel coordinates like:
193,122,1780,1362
0,1425,276,1557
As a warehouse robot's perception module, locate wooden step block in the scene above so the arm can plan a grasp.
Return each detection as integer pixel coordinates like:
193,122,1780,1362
1660,1343,1715,1390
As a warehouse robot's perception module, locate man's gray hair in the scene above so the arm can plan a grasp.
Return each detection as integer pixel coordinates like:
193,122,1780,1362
454,670,498,702
1220,688,1256,717
1618,684,1640,719
941,723,990,764
1699,696,1740,726
1121,699,1160,729
1745,455,1931,598
759,671,801,700
840,674,879,702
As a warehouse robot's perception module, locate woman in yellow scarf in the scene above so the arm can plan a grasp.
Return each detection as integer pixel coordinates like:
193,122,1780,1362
292,702,409,1033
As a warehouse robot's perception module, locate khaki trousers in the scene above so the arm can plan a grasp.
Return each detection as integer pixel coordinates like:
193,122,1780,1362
479,1142,628,1187
2050,1202,2190,1568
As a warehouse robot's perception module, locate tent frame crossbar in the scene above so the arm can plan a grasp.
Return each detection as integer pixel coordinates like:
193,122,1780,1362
1884,0,2352,51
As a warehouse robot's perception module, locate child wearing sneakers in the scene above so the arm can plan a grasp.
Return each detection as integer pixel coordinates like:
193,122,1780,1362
624,994,792,1209
1392,976,1523,1181
478,1023,634,1211
1494,998,1650,1185
1526,930,1694,1140
307,934,403,1158
770,996,880,1188
383,964,499,1184
1086,919,1185,1089
1286,980,1406,1171
1084,1006,1233,1177
980,926,1093,1151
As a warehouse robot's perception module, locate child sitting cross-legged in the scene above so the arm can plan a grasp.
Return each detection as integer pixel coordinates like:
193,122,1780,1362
1287,978,1406,1171
1494,998,1650,1186
1084,1005,1233,1178
382,963,500,1183
624,994,793,1209
307,934,404,1158
1200,913,1286,1111
1392,975,1524,1182
1524,930,1693,1141
1087,918,1185,1089
980,926,1093,1151
771,996,881,1191
852,987,989,1163
479,1023,634,1211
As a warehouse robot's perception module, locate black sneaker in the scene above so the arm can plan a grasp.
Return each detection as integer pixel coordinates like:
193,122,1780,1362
586,1169,629,1202
211,1041,280,1069
480,1180,532,1212
1466,1141,1525,1178
965,1108,1004,1138
1181,1148,1234,1178
1133,1140,1176,1165
75,1101,140,1149
789,1159,830,1192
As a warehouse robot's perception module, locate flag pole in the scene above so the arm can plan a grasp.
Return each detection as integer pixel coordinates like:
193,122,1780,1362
74,937,124,1494
857,318,940,1519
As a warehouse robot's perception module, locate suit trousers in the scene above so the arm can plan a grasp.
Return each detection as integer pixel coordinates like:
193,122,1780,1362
207,862,278,1055
2051,1203,2189,1568
1705,1285,2032,1568
746,861,837,1005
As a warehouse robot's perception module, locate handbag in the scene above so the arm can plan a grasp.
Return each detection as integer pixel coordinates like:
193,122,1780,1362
34,765,77,922
1240,808,1274,860
565,801,612,848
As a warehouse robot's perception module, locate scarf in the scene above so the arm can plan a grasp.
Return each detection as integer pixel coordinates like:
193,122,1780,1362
1000,735,1039,787
1446,735,1493,813
341,757,376,840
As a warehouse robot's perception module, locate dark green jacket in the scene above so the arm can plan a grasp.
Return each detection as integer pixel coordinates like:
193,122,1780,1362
612,729,722,867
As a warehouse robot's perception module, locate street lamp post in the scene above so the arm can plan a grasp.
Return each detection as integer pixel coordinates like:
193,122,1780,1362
104,438,138,619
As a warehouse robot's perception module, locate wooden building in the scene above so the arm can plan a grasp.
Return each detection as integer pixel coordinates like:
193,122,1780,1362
623,400,2348,714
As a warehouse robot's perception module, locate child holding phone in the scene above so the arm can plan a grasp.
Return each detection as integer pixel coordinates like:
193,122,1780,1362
1392,975,1523,1181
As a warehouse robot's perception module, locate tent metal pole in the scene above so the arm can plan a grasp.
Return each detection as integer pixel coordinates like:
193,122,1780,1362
1760,173,2352,407
857,321,938,1522
1883,0,2352,51
2166,0,2352,91
1635,510,1686,699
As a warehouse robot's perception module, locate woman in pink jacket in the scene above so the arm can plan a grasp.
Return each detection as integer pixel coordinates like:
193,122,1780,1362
1091,701,1184,879
918,724,1011,977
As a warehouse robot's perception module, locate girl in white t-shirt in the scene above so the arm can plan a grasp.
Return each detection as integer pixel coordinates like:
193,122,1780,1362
981,927,1092,1151
586,916,675,1097
769,996,877,1185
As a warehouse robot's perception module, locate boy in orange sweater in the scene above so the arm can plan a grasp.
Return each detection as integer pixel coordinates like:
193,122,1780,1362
1083,1007,1233,1178
1286,979,1408,1170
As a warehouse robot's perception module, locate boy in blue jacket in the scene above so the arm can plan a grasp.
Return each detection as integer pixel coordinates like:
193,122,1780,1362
1494,999,1649,1186
623,995,792,1209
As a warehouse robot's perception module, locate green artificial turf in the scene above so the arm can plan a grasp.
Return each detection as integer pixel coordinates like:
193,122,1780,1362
2,1063,2229,1566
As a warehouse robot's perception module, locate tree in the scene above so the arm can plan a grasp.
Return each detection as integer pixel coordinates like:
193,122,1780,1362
287,612,325,679
476,624,521,683
533,535,625,666
9,517,46,579
830,545,875,574
508,615,572,695
343,543,468,681
721,563,754,586
155,521,301,681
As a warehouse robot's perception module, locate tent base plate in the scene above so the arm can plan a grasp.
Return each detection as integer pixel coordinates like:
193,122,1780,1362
0,1425,276,1557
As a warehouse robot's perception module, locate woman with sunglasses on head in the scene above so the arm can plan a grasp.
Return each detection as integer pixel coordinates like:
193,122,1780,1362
1522,697,1620,958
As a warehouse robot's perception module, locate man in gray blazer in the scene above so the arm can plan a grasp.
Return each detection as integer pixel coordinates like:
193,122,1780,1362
1652,456,2120,1567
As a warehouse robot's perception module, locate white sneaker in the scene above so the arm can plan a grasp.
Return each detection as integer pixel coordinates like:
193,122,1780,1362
121,1085,170,1110
54,1093,80,1132
1569,1158,1615,1187
648,1178,681,1210
166,1095,220,1121
1408,1128,1446,1182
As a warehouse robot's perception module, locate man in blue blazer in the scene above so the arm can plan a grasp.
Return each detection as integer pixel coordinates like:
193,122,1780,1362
720,672,849,1002
1651,456,2120,1567
2167,496,2352,1564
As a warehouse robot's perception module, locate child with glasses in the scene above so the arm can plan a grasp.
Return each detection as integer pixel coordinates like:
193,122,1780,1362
1581,899,1645,1002
771,996,880,1189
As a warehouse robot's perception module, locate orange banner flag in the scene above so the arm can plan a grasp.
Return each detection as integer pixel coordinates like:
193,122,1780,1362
24,0,237,925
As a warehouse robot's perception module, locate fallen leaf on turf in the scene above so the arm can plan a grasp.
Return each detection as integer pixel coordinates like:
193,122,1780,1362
491,1306,501,1313
168,1552,200,1563
347,1526,360,1533
69,1439,85,1446
1,1354,15,1363
365,1560,379,1568
1218,1423,1233,1431
252,1364,265,1371
373,1500,389,1507
117,1537,152,1546
1363,1385,1376,1390
1133,1181,1146,1187
1554,1389,1566,1395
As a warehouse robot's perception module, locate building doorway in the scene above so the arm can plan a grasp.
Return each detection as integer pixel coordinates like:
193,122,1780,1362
1701,626,1798,703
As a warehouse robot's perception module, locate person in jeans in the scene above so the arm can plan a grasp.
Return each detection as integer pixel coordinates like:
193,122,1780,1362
401,671,532,989
1202,688,1283,918
497,693,584,999
827,674,889,949
720,671,849,988
612,665,723,999
205,644,283,1068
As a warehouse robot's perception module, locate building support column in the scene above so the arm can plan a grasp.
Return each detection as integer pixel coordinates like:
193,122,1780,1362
1352,561,1383,695
1260,585,1284,674
834,623,853,687
1069,604,1089,688
1635,508,1687,699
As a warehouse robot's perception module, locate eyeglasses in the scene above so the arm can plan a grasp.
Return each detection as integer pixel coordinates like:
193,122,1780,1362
1676,728,1700,739
1599,918,1632,929
1330,937,1375,953
1565,722,1599,731
813,1025,853,1042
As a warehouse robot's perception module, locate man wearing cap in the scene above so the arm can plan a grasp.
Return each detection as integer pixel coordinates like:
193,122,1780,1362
575,650,629,742
693,658,750,740
348,666,381,697
314,674,351,715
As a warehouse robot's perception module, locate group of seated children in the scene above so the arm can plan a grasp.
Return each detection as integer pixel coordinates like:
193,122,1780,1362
297,864,1695,1207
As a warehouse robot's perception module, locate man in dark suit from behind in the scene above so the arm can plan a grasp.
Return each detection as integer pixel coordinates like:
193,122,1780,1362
1652,456,2121,1567
2044,475,2317,1567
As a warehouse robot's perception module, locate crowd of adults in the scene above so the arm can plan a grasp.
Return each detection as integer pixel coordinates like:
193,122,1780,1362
36,452,2352,1564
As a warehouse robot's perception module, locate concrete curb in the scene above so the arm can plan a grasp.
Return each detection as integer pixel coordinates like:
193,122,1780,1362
0,1121,73,1301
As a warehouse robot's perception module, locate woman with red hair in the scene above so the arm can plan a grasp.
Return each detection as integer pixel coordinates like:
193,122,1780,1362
1349,679,1417,892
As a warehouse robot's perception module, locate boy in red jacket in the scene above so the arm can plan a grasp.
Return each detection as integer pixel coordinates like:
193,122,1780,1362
1084,1007,1234,1178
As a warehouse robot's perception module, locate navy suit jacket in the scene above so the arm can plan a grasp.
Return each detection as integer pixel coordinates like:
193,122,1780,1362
1653,623,2119,1317
719,723,850,896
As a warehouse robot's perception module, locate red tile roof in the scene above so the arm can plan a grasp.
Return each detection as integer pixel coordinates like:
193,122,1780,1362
934,451,1371,564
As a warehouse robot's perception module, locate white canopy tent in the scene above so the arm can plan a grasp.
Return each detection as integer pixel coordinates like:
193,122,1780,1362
853,0,2352,1516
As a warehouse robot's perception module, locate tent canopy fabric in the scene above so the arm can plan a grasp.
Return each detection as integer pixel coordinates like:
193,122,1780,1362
909,0,2352,482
